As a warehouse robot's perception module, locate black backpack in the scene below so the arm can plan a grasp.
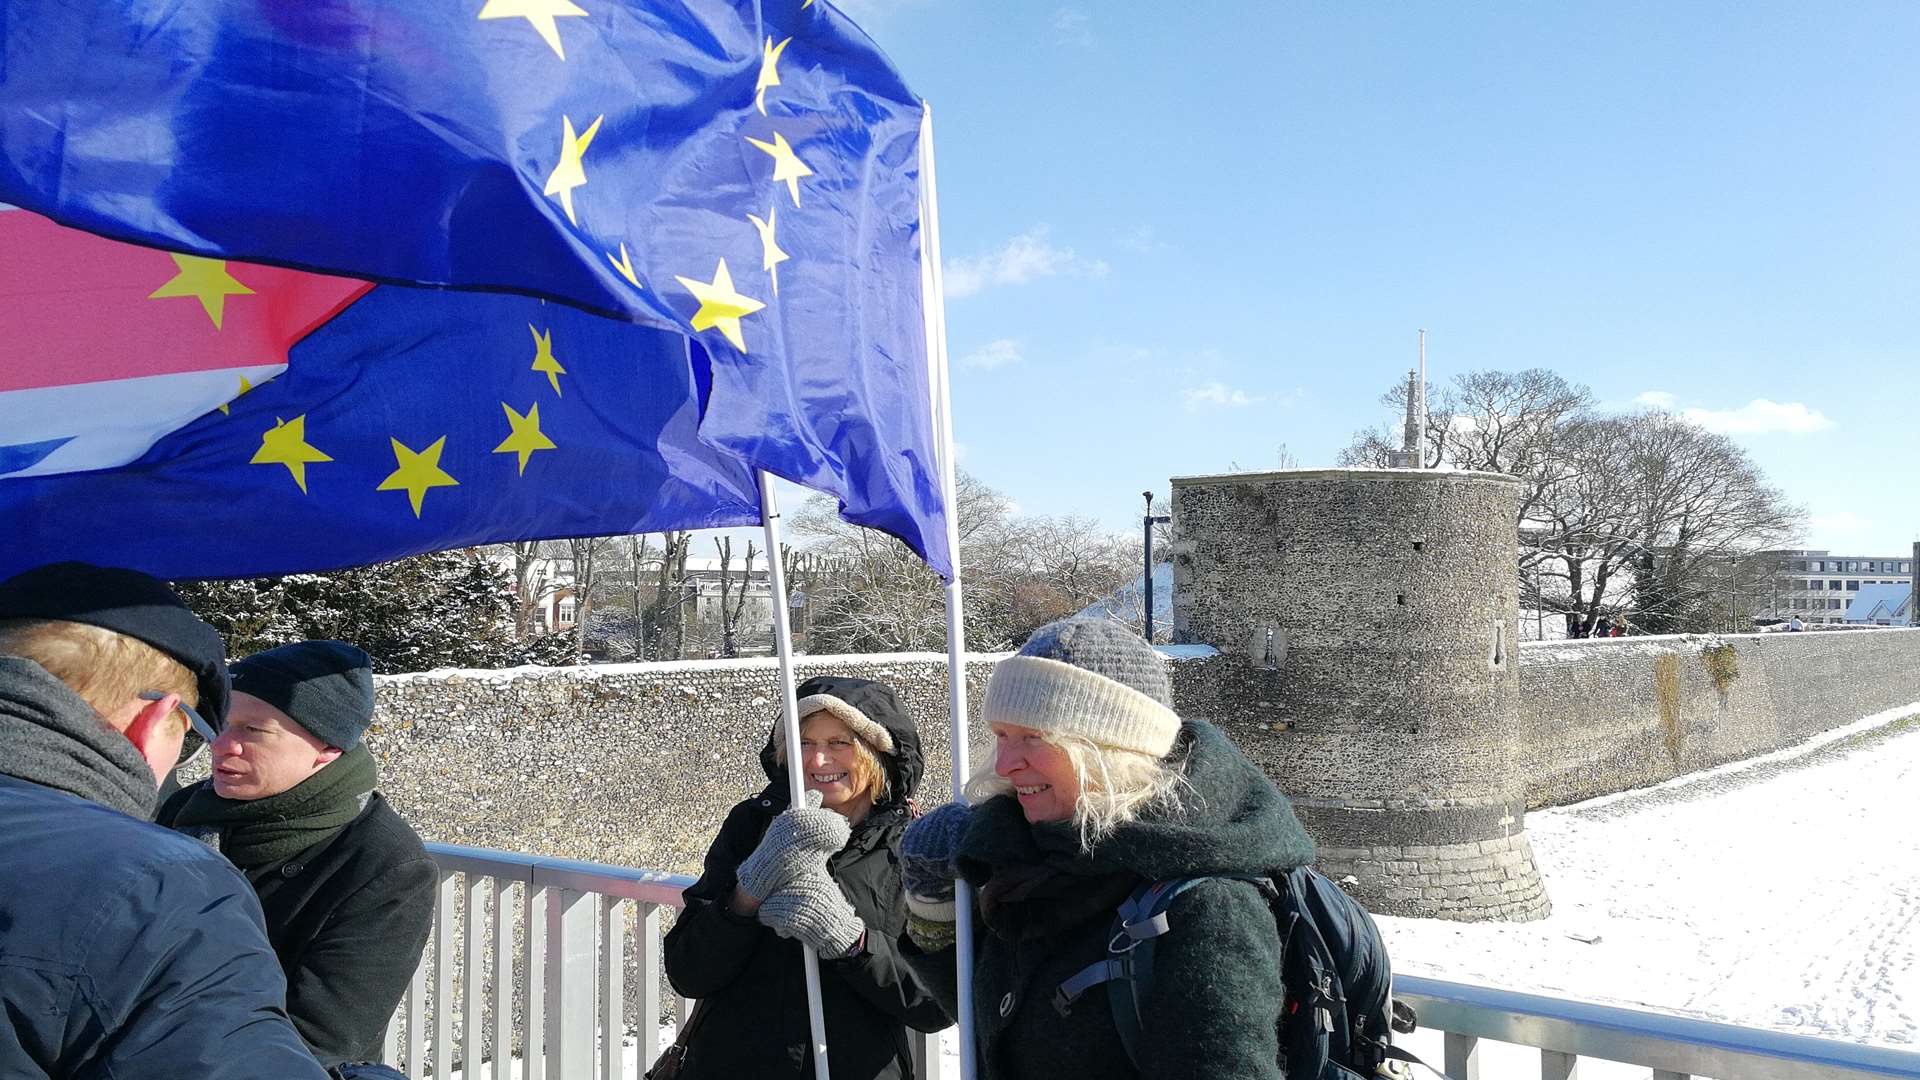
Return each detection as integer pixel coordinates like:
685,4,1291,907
1051,866,1424,1079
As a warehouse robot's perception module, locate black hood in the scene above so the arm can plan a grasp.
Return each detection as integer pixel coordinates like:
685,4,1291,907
757,675,924,815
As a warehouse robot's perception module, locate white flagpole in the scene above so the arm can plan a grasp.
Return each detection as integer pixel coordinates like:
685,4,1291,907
757,469,834,1080
917,100,979,1080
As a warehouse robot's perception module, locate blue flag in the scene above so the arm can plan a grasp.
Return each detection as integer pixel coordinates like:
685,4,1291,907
0,0,952,575
0,276,768,581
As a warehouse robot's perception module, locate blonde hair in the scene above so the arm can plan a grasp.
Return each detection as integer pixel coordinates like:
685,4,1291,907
772,710,891,806
965,728,1188,849
0,618,197,729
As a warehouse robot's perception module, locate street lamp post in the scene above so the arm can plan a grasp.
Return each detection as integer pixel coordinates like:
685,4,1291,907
1142,491,1171,643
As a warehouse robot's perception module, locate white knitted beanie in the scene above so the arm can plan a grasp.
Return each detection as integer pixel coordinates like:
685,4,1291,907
982,618,1181,758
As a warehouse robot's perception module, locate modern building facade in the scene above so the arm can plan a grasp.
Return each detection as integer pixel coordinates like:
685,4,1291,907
1759,549,1916,626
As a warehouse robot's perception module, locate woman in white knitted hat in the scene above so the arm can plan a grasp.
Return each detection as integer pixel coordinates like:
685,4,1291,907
894,618,1317,1079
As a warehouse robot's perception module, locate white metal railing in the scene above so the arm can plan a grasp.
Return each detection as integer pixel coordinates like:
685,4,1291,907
388,843,946,1080
1397,974,1920,1079
392,846,1920,1080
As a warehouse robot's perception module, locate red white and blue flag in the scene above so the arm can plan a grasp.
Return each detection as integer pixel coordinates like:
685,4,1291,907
0,207,369,479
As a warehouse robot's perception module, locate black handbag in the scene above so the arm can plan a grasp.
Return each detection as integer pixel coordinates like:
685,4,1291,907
643,999,710,1080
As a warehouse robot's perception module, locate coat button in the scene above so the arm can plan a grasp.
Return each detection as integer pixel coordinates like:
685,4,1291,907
998,992,1014,1017
281,862,305,878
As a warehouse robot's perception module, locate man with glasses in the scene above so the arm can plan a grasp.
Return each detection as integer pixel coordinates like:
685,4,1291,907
0,561,331,1080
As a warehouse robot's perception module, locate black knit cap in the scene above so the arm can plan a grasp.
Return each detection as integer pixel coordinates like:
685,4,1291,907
0,561,231,729
230,640,375,749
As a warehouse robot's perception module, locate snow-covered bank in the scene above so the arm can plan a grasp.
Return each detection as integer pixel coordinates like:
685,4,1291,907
1380,701,1920,1058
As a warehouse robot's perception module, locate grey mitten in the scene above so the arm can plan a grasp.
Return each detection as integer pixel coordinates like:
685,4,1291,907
735,790,852,901
758,867,865,957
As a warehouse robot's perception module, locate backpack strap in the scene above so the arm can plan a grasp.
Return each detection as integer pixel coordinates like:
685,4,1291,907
1052,875,1258,1067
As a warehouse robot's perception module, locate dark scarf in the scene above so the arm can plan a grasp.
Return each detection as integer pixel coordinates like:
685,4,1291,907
169,743,378,869
0,656,158,820
971,803,1138,940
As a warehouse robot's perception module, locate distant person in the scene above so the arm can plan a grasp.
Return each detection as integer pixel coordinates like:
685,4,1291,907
1610,620,1627,637
0,562,330,1080
1564,612,1580,638
1575,618,1592,639
895,618,1319,1077
1593,615,1613,638
662,676,948,1079
1789,615,1805,632
157,640,435,1070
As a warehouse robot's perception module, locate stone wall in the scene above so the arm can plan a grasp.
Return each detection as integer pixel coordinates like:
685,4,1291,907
1517,627,1920,808
366,655,995,877
357,629,1920,910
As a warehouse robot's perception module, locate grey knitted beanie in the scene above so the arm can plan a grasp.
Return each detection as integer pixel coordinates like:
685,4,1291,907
981,618,1181,758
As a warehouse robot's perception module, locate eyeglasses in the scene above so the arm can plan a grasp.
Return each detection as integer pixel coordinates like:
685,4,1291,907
139,692,215,744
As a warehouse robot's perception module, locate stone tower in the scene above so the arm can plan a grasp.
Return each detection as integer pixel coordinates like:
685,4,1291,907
1168,468,1550,921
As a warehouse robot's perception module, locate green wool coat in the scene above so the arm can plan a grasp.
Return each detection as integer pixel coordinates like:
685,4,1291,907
902,720,1316,1080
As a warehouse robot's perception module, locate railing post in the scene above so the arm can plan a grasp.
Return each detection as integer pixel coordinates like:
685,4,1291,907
434,872,457,1077
1445,1032,1481,1080
911,1030,945,1080
601,895,626,1080
1542,1049,1579,1079
405,944,426,1077
492,878,514,1080
524,883,547,1080
463,873,486,1077
634,903,663,1071
548,886,597,1080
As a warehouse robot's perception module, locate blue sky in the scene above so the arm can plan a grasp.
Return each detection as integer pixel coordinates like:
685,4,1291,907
829,0,1920,556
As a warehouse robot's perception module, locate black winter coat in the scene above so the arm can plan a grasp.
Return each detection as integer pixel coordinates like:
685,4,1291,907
158,786,437,1068
901,720,1317,1080
663,676,951,1080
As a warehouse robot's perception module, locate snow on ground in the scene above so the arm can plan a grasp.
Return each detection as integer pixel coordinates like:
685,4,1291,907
1381,702,1920,1076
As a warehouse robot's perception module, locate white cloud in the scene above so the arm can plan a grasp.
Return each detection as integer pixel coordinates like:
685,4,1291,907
944,226,1109,299
1052,7,1093,46
960,339,1023,370
1634,391,1833,435
1182,382,1264,411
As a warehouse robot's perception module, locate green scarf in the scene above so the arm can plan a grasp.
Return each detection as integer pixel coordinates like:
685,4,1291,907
169,743,378,870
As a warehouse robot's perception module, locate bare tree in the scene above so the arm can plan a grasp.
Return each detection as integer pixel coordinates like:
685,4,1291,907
713,536,760,658
641,531,692,660
504,540,568,640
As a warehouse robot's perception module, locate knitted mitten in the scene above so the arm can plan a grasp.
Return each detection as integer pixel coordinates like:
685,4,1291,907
758,867,865,957
898,801,970,950
735,790,851,901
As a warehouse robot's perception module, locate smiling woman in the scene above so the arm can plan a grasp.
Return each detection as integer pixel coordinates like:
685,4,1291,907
660,675,951,1080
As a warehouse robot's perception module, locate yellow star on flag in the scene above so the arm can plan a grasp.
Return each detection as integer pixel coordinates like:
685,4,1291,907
250,415,332,493
528,324,567,395
755,36,791,116
745,131,814,207
543,113,604,226
217,373,258,416
492,402,558,475
477,0,588,60
673,259,765,352
377,436,460,517
149,254,255,330
747,205,790,296
607,242,642,288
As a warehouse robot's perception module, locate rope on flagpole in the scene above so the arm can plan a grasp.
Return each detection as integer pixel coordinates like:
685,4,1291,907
918,99,979,1080
758,469,835,1080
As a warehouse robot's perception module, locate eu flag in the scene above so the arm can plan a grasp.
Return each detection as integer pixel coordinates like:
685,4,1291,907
0,210,769,580
0,0,951,574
